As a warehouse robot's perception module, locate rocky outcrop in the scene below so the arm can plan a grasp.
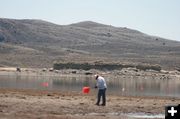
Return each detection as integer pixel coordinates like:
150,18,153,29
53,62,161,71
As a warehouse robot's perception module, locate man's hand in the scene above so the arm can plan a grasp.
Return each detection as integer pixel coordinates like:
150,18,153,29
94,86,98,89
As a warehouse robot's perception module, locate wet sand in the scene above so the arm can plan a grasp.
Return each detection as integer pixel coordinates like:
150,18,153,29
0,88,180,119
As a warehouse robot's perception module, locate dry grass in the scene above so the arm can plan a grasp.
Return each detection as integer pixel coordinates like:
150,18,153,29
0,18,180,69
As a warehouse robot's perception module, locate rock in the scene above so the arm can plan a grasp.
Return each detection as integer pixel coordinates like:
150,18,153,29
47,94,53,96
175,67,180,72
72,70,77,74
16,67,21,72
79,102,84,105
42,68,47,72
49,68,54,72
84,72,93,75
161,70,169,74
19,96,26,99
54,70,59,73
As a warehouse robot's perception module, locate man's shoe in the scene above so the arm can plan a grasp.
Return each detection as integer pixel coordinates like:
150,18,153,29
95,103,99,106
101,104,106,106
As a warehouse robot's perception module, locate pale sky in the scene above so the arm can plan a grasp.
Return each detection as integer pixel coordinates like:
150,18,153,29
0,0,180,41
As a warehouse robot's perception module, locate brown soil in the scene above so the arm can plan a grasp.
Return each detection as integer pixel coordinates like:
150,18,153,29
0,88,180,119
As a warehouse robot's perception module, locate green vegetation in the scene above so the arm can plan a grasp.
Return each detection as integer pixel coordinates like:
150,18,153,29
53,62,161,71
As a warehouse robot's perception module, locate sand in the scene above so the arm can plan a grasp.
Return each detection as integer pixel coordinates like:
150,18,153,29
0,88,180,119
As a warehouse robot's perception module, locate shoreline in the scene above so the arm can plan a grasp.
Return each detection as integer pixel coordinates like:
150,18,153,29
0,67,180,118
0,87,179,100
0,67,180,78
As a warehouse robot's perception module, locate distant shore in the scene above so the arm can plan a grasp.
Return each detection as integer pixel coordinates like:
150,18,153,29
0,67,180,77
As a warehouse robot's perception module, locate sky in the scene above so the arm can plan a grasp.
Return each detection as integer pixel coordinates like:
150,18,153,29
0,0,180,41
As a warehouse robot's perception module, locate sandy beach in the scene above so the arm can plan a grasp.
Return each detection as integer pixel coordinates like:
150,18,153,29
0,88,180,119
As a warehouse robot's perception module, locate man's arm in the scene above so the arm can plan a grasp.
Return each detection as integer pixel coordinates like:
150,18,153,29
94,80,98,88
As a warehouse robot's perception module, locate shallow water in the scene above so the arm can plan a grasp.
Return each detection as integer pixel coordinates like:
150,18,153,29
0,73,180,98
84,112,164,119
126,113,164,118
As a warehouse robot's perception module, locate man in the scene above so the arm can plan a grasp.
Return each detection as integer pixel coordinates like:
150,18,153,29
94,75,107,106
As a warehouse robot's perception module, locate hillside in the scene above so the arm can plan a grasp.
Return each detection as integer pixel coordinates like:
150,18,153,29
0,18,180,69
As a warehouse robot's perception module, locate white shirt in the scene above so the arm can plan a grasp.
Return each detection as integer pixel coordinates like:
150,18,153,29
96,76,107,89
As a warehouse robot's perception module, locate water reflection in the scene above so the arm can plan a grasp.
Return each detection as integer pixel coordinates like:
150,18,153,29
0,74,180,97
52,76,93,91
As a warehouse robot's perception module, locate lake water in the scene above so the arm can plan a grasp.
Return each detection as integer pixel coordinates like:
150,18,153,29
0,73,180,98
86,112,164,119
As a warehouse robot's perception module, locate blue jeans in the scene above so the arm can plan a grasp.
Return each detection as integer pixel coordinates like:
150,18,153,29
96,89,106,105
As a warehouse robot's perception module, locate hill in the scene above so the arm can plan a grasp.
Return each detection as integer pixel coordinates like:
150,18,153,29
0,18,180,69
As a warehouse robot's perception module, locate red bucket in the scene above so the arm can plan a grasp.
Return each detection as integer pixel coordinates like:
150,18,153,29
42,82,49,87
82,87,90,94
